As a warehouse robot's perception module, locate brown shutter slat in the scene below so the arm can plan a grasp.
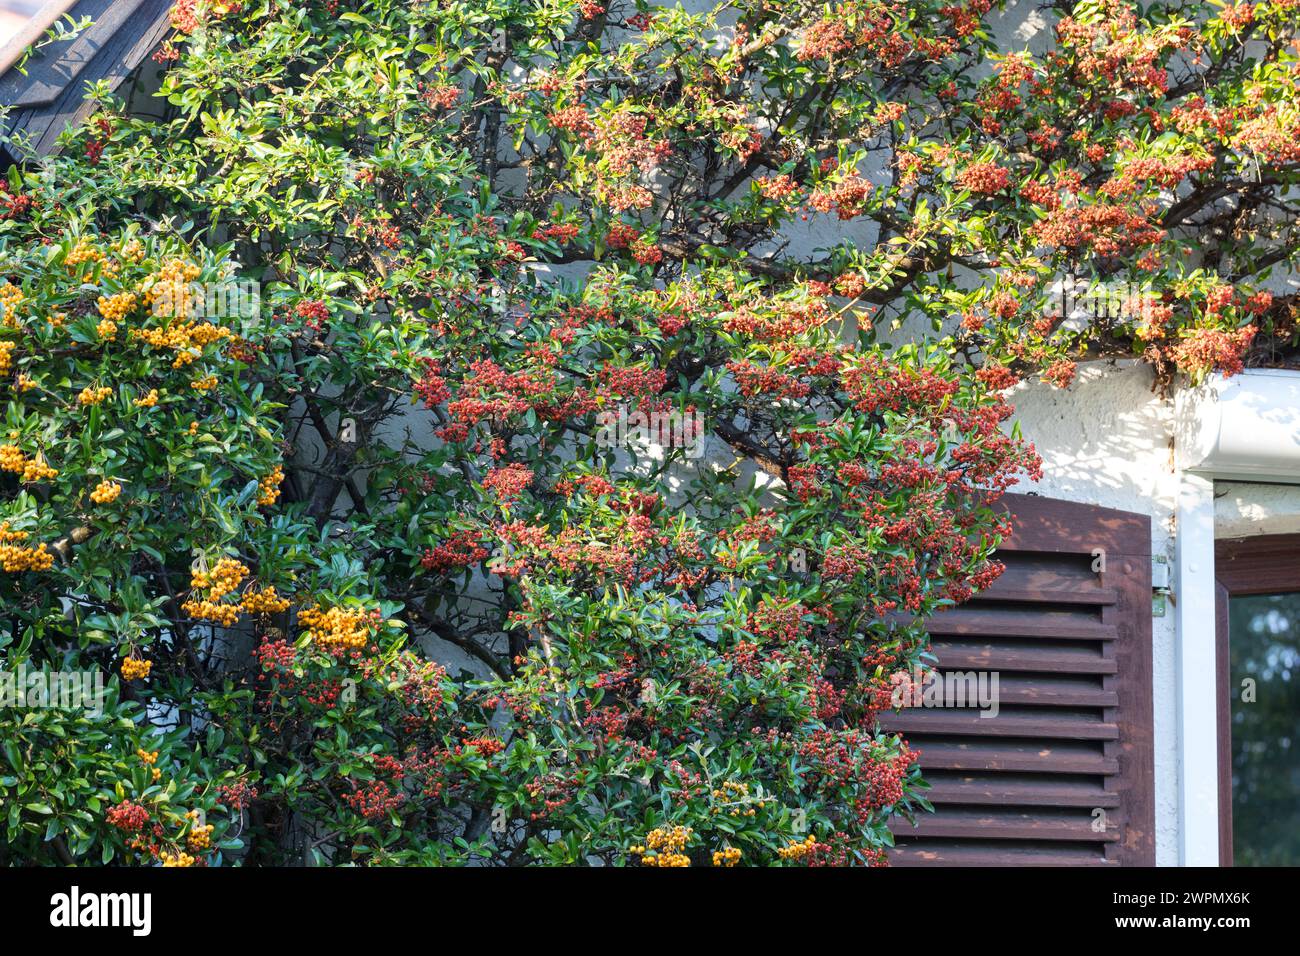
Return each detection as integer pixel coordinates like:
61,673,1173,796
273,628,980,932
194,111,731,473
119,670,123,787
911,741,1120,775
928,645,1118,673
921,613,1117,641
924,777,1121,807
889,844,1120,866
972,585,1117,605
974,552,1118,603
903,810,1119,842
973,677,1118,707
883,493,1155,866
886,712,1119,740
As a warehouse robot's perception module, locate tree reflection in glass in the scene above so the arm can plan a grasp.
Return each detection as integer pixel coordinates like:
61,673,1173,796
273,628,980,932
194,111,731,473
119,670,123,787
1230,593,1300,866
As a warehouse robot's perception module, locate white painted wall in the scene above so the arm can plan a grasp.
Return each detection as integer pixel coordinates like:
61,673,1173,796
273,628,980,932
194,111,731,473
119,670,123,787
1216,482,1300,539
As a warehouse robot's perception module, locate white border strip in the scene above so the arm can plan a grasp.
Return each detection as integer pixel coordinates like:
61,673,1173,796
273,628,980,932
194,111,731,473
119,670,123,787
1174,472,1218,865
1174,369,1300,865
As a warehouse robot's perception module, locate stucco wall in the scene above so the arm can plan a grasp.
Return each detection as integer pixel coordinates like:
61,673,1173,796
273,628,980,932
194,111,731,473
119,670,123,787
1215,482,1300,539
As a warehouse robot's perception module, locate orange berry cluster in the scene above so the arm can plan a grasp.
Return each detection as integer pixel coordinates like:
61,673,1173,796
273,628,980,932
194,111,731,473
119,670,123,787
257,466,284,505
64,238,105,269
0,340,13,374
77,385,112,406
630,826,693,867
192,558,248,598
190,374,217,391
777,834,817,860
134,388,159,408
182,598,239,624
0,444,58,482
137,747,162,781
242,586,290,616
22,457,57,483
182,558,249,626
161,851,196,867
140,258,202,317
121,657,152,680
90,480,122,504
185,810,213,851
712,847,742,867
299,605,373,651
0,521,53,572
132,321,231,368
710,780,765,818
0,283,22,327
97,291,137,323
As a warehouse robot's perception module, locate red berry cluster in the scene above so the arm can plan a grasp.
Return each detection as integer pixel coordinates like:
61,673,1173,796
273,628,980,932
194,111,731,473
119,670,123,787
294,299,330,334
482,463,534,502
216,780,259,811
0,183,34,221
106,800,151,833
421,529,490,572
344,778,405,819
253,637,296,674
957,160,1011,195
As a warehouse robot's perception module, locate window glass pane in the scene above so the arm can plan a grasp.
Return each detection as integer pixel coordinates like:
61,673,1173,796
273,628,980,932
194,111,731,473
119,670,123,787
1229,592,1300,866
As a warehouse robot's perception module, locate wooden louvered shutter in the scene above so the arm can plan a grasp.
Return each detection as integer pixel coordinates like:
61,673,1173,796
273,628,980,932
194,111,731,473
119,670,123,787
881,493,1155,866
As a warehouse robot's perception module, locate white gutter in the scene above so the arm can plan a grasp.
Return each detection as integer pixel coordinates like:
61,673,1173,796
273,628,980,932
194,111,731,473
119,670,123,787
1176,368,1300,483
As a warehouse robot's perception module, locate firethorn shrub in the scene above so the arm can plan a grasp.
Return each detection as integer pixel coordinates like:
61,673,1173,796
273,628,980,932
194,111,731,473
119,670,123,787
1,0,1296,865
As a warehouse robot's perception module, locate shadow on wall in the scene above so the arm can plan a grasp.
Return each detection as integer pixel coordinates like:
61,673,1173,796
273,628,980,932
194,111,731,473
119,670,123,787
1005,359,1178,519
1216,481,1300,539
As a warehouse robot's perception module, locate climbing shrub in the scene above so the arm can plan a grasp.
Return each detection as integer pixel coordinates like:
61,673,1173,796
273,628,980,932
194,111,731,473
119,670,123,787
5,0,1294,865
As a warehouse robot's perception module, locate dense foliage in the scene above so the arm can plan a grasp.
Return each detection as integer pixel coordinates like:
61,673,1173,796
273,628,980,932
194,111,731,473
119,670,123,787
0,0,1295,865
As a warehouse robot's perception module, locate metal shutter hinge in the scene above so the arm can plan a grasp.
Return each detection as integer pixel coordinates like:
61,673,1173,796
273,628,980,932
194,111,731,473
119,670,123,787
1152,555,1171,616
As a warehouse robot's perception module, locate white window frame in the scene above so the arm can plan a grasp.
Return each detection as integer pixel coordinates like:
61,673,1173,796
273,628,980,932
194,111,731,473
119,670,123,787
1173,368,1300,865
